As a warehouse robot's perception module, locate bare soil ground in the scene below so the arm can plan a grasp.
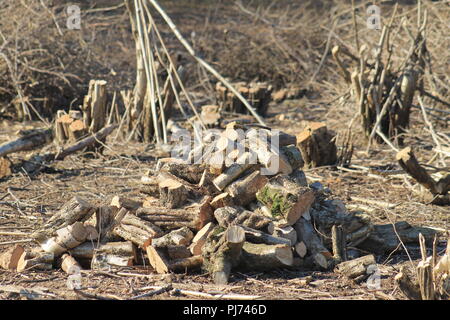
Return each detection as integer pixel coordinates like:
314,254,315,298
0,0,448,300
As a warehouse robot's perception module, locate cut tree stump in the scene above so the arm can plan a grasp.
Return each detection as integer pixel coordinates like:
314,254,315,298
257,175,315,226
0,245,24,270
296,122,337,168
91,241,136,270
294,217,333,269
239,242,293,271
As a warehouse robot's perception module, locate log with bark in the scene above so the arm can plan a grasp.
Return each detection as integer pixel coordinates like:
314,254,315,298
91,241,136,270
256,174,315,226
17,250,54,272
0,128,53,158
238,242,293,271
294,217,333,269
189,222,216,255
0,156,12,179
335,254,376,281
136,197,213,231
202,225,246,285
213,206,273,231
31,197,96,241
40,222,88,256
225,170,268,207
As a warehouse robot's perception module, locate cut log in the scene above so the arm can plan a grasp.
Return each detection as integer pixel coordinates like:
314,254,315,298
61,254,82,274
41,222,88,256
335,254,376,279
210,193,235,210
296,122,337,168
189,222,216,256
146,245,170,274
113,216,163,249
294,218,333,269
331,225,347,263
239,242,293,271
151,227,194,248
110,196,143,211
169,255,203,272
159,161,205,184
294,241,307,258
136,197,213,231
213,152,255,191
269,226,298,246
0,128,53,158
397,147,450,200
84,224,99,241
0,245,24,270
31,196,95,241
213,207,273,230
256,175,315,225
166,245,192,260
241,226,292,246
17,250,54,272
202,225,246,285
225,170,268,206
69,242,98,259
91,241,136,270
95,206,119,240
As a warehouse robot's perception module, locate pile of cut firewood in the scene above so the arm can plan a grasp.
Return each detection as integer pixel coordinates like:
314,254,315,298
0,125,441,288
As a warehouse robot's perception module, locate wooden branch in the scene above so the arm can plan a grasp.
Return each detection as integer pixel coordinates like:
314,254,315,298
54,124,118,160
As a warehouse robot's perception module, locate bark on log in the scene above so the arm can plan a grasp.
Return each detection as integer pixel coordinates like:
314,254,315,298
213,207,273,230
169,255,203,272
17,250,54,272
202,225,245,285
32,197,95,242
69,242,98,259
61,254,82,274
159,161,205,184
136,197,213,231
335,254,376,279
213,152,255,191
294,217,333,269
0,156,12,179
239,242,293,271
0,128,53,158
332,225,347,263
151,227,194,248
41,222,88,256
225,170,268,206
95,206,119,241
241,226,292,246
269,226,298,246
91,241,136,270
394,266,421,300
0,245,24,270
210,193,235,210
417,257,435,300
113,214,163,249
167,245,192,260
110,196,143,211
256,175,315,226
